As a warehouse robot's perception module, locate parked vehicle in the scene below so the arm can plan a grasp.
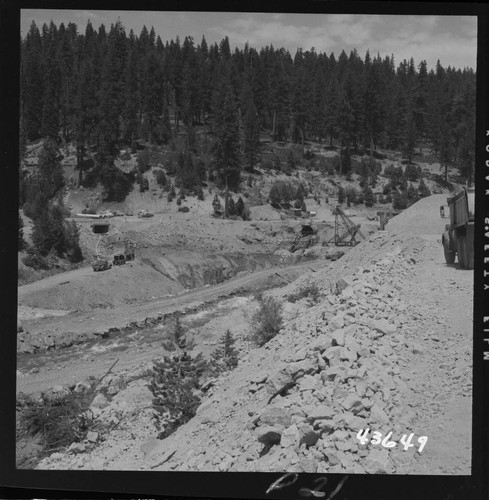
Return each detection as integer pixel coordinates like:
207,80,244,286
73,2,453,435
137,210,154,218
92,259,112,271
113,254,126,266
440,186,474,269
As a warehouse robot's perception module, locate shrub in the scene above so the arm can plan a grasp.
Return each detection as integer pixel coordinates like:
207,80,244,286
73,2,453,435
407,183,420,205
81,166,99,188
22,251,49,270
148,352,207,439
227,197,236,216
241,204,251,221
418,177,431,198
32,205,65,256
100,164,133,202
287,284,321,304
137,172,149,192
64,221,83,263
17,385,98,455
235,197,244,217
165,158,177,176
136,148,151,173
344,186,358,205
273,154,281,171
269,180,295,207
404,163,421,181
392,190,408,210
355,192,365,205
120,150,132,161
337,186,345,204
340,147,351,175
162,317,195,352
251,294,283,346
154,169,167,187
363,186,376,207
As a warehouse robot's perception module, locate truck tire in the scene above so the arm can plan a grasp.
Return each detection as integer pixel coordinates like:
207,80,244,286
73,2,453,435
463,235,474,270
444,245,456,265
457,237,467,269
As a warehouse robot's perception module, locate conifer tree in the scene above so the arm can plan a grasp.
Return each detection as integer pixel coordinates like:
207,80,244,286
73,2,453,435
22,21,44,140
241,81,260,172
18,214,26,251
41,21,60,139
38,138,64,198
211,67,241,191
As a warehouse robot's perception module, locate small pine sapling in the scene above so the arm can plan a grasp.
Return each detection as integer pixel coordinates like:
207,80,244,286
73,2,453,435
211,329,239,374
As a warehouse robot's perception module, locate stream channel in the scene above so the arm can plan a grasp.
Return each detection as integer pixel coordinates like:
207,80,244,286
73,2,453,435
17,295,253,375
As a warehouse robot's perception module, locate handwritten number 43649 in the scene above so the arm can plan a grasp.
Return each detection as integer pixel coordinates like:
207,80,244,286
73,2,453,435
356,429,428,453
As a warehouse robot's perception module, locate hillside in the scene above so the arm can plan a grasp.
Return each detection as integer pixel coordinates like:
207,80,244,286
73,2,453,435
26,195,472,475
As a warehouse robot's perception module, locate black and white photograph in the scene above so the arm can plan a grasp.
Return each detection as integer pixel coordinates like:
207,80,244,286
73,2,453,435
14,7,480,481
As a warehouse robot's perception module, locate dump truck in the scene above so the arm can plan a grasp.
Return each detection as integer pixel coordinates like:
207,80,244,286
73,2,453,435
440,186,474,269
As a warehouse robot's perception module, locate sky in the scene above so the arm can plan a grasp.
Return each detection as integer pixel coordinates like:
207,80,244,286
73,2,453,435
20,10,478,71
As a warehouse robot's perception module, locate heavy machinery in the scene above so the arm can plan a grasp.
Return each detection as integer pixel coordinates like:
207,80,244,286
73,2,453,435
113,254,126,266
440,186,474,269
290,224,318,252
92,259,112,272
327,206,365,246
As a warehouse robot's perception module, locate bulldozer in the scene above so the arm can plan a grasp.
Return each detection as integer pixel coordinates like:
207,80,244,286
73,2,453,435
440,186,474,269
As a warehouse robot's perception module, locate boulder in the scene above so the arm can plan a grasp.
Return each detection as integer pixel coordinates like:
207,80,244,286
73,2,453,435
90,393,108,410
331,328,346,346
341,394,364,414
343,412,367,431
260,407,293,427
331,314,345,330
298,374,319,392
299,458,318,473
322,346,343,361
86,431,99,443
370,318,396,336
314,419,335,434
305,405,335,422
365,448,391,473
324,451,340,465
321,365,345,382
370,404,390,425
266,368,294,394
68,442,86,454
288,358,317,378
298,424,320,447
310,334,331,353
280,425,300,448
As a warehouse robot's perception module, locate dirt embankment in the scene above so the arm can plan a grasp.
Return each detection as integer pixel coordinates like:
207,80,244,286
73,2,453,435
31,194,472,475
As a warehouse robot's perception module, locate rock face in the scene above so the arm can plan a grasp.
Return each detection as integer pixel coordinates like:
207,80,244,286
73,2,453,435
34,221,473,476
